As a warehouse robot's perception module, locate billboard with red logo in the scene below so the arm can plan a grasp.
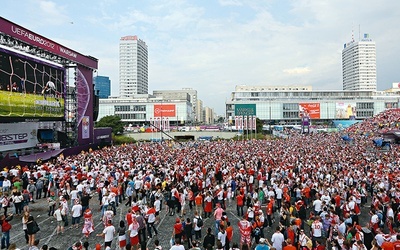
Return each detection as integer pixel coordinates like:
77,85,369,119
299,103,320,119
153,104,176,117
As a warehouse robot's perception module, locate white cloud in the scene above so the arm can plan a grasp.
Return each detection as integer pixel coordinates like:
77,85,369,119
218,0,243,7
283,67,311,75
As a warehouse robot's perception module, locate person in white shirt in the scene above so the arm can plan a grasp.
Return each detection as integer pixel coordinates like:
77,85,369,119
311,216,323,248
217,225,227,248
170,238,185,250
374,229,385,247
2,179,11,193
275,186,283,209
97,220,115,248
53,205,64,234
71,199,83,229
271,227,284,250
313,196,322,215
69,188,79,208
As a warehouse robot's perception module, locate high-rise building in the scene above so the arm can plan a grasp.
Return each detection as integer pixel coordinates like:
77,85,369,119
119,35,148,97
94,75,111,98
342,33,376,91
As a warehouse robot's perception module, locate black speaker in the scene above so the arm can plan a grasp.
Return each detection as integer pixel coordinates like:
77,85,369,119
93,92,99,121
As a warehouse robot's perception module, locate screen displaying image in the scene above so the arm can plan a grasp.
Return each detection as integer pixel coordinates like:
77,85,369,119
0,47,65,120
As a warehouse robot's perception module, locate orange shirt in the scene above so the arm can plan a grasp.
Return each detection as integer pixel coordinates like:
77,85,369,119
195,195,203,205
381,241,394,250
283,245,296,250
226,226,233,241
302,186,311,198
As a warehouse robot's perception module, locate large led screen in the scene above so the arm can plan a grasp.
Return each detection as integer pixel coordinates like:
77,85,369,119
0,47,65,120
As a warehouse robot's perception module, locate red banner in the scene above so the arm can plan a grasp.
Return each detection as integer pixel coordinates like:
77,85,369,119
299,103,320,119
153,104,176,117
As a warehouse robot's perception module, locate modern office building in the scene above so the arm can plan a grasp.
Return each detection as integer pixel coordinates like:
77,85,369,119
342,34,376,91
119,36,148,97
196,99,204,123
98,95,193,126
93,75,111,98
225,85,400,125
203,107,215,124
153,88,198,122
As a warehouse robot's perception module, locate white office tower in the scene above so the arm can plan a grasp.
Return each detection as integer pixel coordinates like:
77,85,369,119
119,36,148,97
342,33,376,91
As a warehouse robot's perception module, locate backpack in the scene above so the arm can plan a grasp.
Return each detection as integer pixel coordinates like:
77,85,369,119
2,220,12,232
253,227,261,236
196,217,203,227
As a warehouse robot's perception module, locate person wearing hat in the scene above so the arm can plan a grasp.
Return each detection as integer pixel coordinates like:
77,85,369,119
255,238,271,250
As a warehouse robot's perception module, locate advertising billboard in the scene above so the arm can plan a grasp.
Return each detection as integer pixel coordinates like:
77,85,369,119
299,103,320,119
0,122,39,151
336,102,356,119
235,104,256,116
0,47,65,120
76,65,94,145
153,104,176,117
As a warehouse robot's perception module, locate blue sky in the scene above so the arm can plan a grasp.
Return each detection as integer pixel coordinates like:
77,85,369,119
1,0,400,114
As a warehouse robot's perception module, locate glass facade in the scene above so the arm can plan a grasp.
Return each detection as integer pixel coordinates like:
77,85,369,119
94,76,111,98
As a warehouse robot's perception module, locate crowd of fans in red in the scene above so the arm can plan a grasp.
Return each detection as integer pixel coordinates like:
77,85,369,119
1,109,400,250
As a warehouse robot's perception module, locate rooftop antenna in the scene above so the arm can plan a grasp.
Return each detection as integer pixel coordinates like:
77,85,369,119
358,24,361,41
351,27,354,42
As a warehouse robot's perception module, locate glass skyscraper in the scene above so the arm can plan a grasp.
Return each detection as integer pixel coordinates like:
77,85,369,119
94,75,111,98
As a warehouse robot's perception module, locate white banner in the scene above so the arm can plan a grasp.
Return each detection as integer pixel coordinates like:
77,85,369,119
0,123,39,151
82,116,90,139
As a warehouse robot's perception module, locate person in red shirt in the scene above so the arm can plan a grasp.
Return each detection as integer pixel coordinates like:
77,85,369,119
125,208,133,226
195,193,203,217
236,191,245,216
334,192,342,216
283,239,297,250
314,240,325,250
381,240,394,250
226,221,233,250
173,218,183,242
393,234,400,249
265,199,274,228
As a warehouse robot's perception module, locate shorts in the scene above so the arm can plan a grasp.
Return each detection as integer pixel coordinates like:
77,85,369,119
57,221,63,227
72,216,80,225
130,235,139,246
105,241,112,247
241,235,251,245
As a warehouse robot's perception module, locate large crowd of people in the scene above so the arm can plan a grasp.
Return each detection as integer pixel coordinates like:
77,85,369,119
1,109,400,250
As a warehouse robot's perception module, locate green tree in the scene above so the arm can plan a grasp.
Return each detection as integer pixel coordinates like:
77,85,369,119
96,115,124,135
256,117,263,133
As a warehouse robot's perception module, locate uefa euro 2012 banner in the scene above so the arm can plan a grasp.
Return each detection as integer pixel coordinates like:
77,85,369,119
0,47,65,120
